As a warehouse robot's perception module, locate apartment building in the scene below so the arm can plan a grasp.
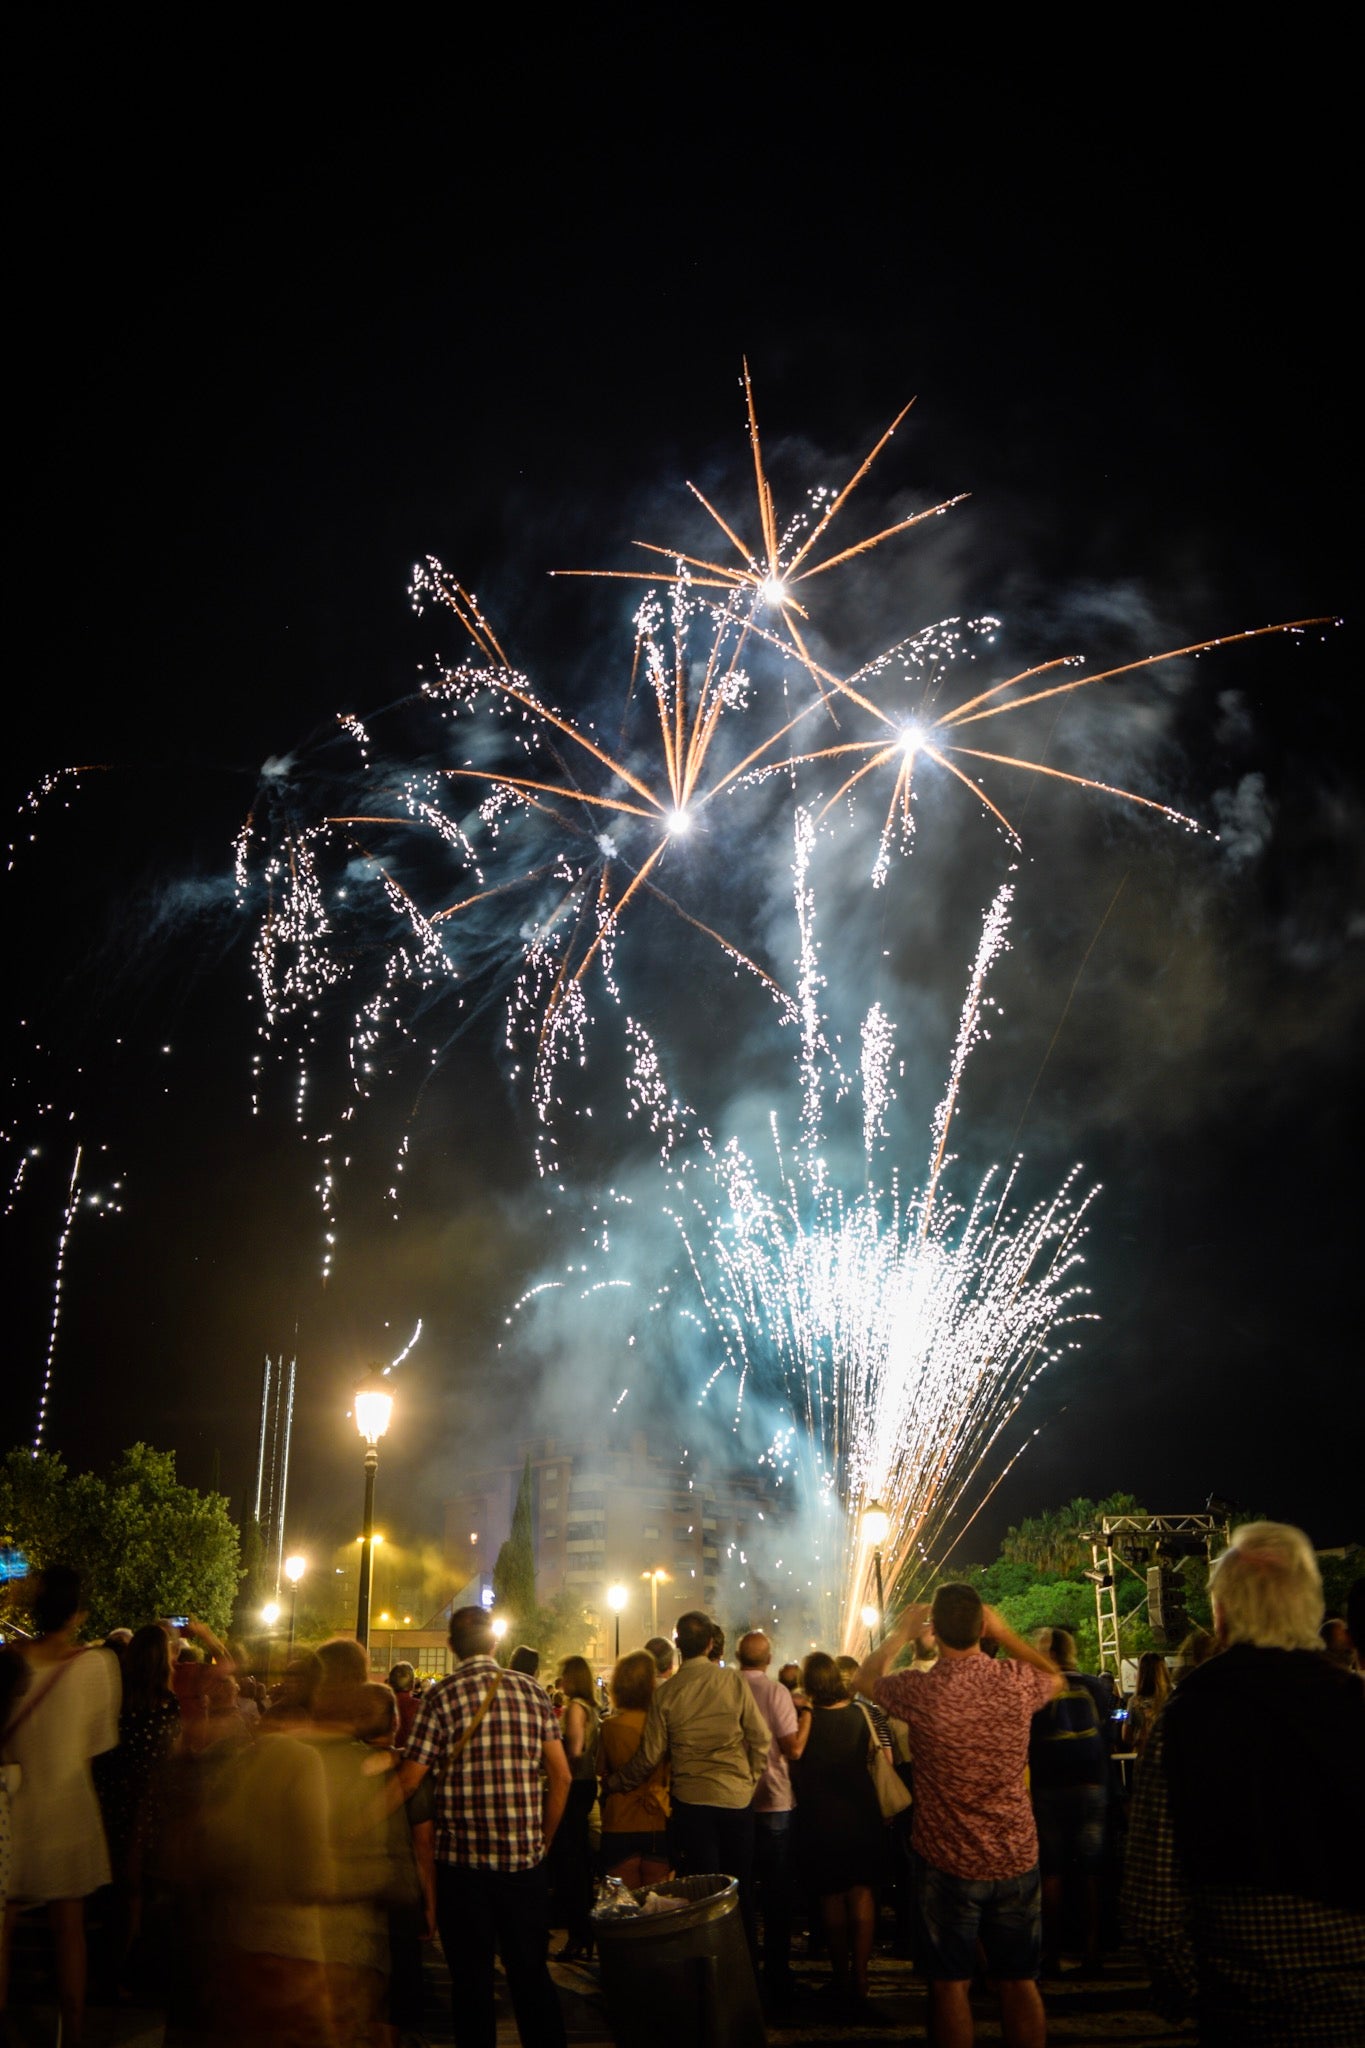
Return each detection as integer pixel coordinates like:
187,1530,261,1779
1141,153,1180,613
444,1428,802,1657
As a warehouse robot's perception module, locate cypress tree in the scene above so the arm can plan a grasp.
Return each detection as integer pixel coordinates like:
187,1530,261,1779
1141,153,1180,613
492,1455,536,1652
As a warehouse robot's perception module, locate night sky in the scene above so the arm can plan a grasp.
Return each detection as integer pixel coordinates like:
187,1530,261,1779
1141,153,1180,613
7,48,1358,1587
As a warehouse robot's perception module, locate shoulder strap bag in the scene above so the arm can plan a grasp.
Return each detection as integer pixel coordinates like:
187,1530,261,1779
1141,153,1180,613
445,1672,501,1773
857,1702,912,1820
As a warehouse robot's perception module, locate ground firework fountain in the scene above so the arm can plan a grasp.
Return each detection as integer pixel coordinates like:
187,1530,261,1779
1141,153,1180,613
659,838,1097,1649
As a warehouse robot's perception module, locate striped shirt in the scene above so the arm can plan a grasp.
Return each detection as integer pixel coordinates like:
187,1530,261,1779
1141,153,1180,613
405,1657,561,1871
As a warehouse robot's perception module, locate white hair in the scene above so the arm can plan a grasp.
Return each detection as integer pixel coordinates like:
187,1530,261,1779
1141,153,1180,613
1209,1521,1324,1651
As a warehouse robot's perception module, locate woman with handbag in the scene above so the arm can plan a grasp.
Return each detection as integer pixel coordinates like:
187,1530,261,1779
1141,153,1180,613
549,1656,600,1962
791,1651,887,2023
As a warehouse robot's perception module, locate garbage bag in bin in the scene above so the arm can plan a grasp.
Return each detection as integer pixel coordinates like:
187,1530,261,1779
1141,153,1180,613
592,1873,765,2048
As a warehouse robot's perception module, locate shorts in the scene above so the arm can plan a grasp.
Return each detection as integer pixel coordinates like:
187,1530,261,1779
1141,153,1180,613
911,1852,1041,1982
1032,1782,1107,1877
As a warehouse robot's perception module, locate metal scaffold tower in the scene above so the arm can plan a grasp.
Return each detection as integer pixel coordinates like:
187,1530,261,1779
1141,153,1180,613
1084,1510,1231,1676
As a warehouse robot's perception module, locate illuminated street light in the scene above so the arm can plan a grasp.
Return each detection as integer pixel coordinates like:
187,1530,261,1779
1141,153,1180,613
862,1498,889,1643
262,1601,281,1627
283,1554,306,1658
607,1582,628,1659
352,1365,394,1654
860,1602,880,1654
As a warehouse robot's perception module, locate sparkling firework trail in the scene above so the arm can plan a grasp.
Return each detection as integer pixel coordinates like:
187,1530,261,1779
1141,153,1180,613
33,1143,83,1455
658,850,1097,1648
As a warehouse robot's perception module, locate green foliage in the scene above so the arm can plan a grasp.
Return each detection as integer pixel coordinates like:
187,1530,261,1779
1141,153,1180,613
534,1588,601,1672
0,1442,242,1638
998,1494,1142,1578
492,1455,537,1651
958,1496,1353,1672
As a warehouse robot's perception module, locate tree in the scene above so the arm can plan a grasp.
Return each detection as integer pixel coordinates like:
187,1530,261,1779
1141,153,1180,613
0,1441,242,1638
998,1494,1143,1578
533,1588,600,1672
492,1456,536,1654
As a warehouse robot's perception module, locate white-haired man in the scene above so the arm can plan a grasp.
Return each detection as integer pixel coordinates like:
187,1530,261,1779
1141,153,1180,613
1123,1521,1365,2046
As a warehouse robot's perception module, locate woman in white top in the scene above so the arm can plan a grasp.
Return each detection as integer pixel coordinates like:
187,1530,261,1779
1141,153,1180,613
0,1566,120,2044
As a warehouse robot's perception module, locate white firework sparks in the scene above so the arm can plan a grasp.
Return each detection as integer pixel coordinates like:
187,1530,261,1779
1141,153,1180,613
663,867,1097,1646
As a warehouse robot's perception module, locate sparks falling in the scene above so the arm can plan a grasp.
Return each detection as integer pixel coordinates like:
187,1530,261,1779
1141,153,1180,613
661,858,1097,1646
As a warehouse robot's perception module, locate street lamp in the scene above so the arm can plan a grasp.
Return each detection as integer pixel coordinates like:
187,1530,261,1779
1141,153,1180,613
860,1603,880,1654
643,1567,668,1641
284,1554,306,1660
491,1615,508,1661
353,1366,394,1653
607,1582,628,1658
260,1600,282,1681
862,1498,890,1644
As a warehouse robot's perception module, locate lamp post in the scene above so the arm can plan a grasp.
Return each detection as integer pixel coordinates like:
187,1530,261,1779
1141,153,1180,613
353,1366,394,1653
860,1603,880,1655
261,1600,281,1683
643,1568,668,1641
862,1498,890,1644
284,1554,306,1660
607,1582,628,1659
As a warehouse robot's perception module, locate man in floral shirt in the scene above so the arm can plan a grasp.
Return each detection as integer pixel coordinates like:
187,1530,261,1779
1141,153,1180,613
854,1585,1061,2047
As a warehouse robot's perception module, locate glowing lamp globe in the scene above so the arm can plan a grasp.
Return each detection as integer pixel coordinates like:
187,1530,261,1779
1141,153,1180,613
860,1604,880,1632
261,1601,282,1627
862,1499,890,1547
607,1583,628,1614
354,1368,394,1446
284,1555,306,1585
491,1615,509,1641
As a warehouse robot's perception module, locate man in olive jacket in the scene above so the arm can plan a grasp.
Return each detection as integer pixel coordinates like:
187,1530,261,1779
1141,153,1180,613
605,1609,770,1916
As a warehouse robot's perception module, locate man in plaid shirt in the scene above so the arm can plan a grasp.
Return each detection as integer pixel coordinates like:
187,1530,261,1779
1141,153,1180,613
399,1605,571,2048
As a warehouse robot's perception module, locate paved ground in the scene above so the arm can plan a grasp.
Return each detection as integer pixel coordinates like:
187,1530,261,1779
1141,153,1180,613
6,1933,1196,2045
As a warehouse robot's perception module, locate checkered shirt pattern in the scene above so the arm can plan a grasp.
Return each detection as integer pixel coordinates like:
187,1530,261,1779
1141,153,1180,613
1123,1717,1365,2044
405,1656,562,1872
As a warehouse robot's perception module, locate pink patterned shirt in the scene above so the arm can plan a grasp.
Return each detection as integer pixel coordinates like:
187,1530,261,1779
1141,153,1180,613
875,1653,1058,1879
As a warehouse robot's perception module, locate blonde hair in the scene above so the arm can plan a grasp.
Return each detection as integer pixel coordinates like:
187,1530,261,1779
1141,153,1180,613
1210,1521,1323,1651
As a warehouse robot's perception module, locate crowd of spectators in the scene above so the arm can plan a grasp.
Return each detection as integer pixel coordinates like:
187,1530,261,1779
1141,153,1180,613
1,1524,1361,2045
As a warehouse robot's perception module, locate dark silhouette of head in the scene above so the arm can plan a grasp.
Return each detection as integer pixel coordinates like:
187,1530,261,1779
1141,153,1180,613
610,1650,657,1712
801,1652,847,1706
931,1583,984,1651
674,1612,714,1661
448,1605,495,1662
30,1566,84,1637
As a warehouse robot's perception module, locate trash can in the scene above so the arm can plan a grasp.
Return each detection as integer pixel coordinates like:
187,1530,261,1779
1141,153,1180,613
592,1873,766,2048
